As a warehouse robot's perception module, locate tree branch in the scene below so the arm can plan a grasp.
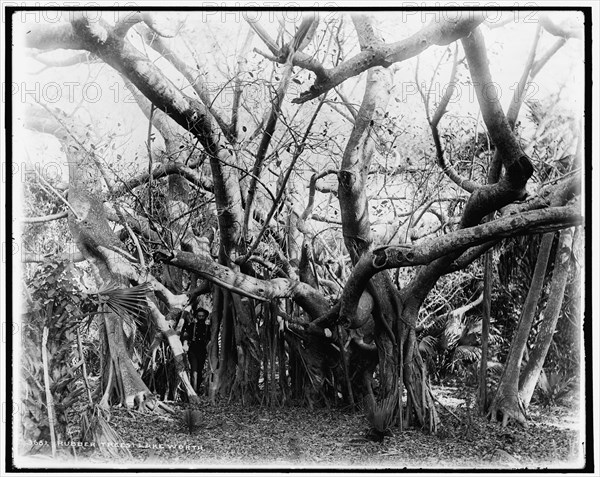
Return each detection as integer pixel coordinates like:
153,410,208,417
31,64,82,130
339,204,581,325
162,250,329,319
290,12,486,104
20,211,68,224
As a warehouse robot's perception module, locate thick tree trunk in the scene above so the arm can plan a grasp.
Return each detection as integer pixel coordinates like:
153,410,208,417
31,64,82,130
519,228,574,407
336,61,403,409
489,232,554,426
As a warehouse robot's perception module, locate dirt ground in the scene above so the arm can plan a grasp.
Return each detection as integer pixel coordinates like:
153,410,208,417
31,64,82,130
26,386,584,471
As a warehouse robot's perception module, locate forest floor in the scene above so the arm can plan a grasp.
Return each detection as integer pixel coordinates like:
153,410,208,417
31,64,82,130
57,386,583,470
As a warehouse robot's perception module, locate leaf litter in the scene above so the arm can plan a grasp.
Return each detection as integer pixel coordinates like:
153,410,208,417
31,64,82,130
83,387,583,470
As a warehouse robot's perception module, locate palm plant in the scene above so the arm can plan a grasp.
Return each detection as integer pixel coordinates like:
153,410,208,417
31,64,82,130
364,392,398,442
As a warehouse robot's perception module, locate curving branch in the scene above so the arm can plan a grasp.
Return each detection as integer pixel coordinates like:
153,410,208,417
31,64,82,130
162,249,330,320
28,51,96,70
339,204,581,326
138,25,231,141
111,161,213,197
506,25,542,129
422,45,478,193
283,12,487,104
538,12,583,39
34,14,245,256
20,211,68,224
113,11,179,39
22,251,85,263
242,42,296,235
22,21,83,50
247,17,328,81
297,169,338,234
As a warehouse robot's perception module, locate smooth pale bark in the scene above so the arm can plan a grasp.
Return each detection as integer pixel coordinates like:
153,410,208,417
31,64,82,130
489,233,554,425
336,33,395,400
480,25,569,414
282,13,488,103
24,104,196,406
519,228,575,407
21,14,582,420
340,205,581,324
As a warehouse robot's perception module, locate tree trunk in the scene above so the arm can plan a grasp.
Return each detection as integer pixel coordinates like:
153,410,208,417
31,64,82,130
214,290,237,399
335,60,405,411
478,251,492,414
519,228,574,407
231,295,261,403
489,232,554,425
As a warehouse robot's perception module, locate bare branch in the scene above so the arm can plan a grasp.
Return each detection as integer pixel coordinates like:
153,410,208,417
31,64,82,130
506,25,542,129
247,16,328,80
298,169,338,234
23,22,83,50
538,12,583,39
425,45,477,193
113,11,179,39
29,51,95,68
291,12,486,104
20,211,68,224
22,251,85,263
461,27,529,171
243,52,296,235
351,14,382,50
239,94,328,265
530,37,567,78
139,25,232,141
230,27,255,140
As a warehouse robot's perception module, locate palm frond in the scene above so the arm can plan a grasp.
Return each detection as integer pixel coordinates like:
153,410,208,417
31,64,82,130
419,313,449,337
441,314,465,350
453,345,481,364
418,335,438,358
486,360,504,375
365,392,397,433
95,282,151,323
81,405,132,458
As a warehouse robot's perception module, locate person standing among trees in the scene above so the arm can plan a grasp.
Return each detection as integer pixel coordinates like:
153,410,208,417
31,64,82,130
181,308,210,395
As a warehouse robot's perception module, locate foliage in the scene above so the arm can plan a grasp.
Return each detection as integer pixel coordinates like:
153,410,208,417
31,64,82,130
417,268,504,386
21,261,99,453
364,393,398,442
535,370,575,407
15,12,584,452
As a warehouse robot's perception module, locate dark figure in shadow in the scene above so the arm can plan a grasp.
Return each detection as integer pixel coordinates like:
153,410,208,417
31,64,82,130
181,308,209,395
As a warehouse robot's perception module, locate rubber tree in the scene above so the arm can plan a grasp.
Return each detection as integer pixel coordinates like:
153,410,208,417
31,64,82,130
18,12,583,428
21,103,195,408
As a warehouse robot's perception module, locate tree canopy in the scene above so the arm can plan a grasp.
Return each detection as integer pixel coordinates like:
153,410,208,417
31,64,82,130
10,8,587,467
